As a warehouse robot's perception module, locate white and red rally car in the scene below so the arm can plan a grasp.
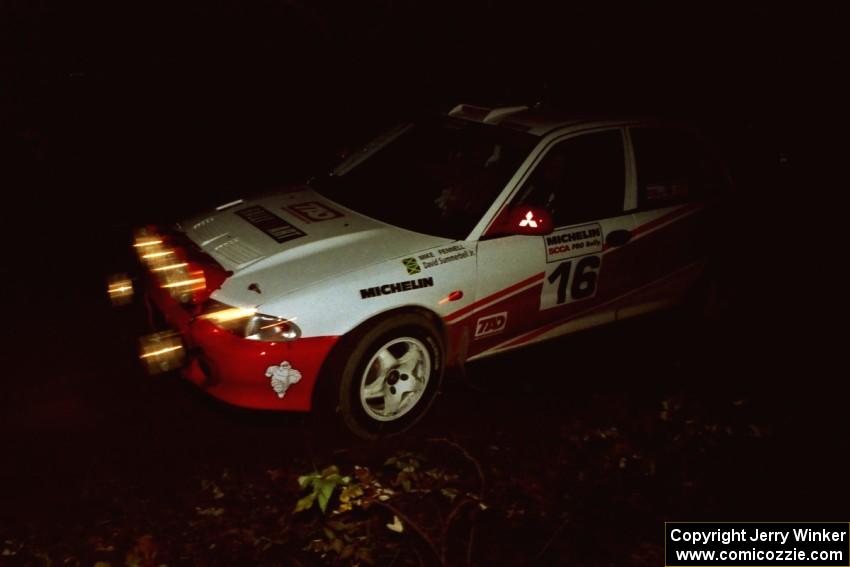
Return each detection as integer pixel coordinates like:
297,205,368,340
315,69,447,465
124,104,728,439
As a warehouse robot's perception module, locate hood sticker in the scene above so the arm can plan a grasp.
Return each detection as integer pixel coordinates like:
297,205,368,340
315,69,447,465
236,206,306,244
544,223,603,263
283,201,343,223
360,277,434,299
403,244,475,273
402,257,422,275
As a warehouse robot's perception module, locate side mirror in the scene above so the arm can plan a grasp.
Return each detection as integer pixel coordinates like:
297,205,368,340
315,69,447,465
489,206,554,236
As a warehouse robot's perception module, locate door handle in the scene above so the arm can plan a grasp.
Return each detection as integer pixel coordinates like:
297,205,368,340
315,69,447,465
606,229,632,247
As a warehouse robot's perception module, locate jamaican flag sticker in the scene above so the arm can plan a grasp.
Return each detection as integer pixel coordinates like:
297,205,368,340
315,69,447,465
402,257,421,275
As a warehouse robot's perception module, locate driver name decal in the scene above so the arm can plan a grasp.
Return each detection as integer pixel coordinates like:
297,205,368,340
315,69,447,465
360,277,434,299
410,245,475,271
544,223,603,262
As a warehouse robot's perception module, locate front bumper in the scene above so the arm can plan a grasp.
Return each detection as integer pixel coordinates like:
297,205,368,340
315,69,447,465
146,283,338,411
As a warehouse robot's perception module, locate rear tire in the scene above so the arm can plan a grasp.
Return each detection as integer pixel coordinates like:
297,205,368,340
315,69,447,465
316,312,444,441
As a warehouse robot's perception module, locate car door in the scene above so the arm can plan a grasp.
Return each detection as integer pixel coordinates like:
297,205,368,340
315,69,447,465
467,128,637,358
616,127,723,319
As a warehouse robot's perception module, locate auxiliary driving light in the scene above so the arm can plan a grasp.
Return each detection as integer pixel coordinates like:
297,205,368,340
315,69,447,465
158,268,206,303
139,330,186,375
107,273,134,306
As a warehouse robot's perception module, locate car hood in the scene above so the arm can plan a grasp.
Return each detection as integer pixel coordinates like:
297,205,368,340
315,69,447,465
181,188,452,301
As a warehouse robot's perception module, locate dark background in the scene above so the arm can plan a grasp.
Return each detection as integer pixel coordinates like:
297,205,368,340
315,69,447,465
1,2,848,565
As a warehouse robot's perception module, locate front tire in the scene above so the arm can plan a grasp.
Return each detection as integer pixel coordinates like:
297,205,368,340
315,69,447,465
318,312,444,440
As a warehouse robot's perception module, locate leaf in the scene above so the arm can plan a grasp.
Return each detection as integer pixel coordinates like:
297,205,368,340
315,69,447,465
326,520,352,532
356,547,375,565
386,515,404,533
339,484,364,502
354,465,373,483
321,465,340,477
317,479,337,513
294,493,316,513
298,474,317,489
337,484,364,513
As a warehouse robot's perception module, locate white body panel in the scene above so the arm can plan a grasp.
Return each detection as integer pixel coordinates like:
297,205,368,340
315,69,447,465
182,189,481,337
176,108,714,356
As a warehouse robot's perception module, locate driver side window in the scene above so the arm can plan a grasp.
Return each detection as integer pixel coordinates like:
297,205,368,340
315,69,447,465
514,130,626,227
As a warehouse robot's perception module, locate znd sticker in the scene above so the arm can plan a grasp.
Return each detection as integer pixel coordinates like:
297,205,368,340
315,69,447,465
283,202,343,223
544,223,603,263
402,257,421,275
541,255,601,310
474,312,507,338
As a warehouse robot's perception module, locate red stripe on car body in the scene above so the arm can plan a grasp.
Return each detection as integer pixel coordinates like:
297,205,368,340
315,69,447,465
444,271,544,322
631,203,703,238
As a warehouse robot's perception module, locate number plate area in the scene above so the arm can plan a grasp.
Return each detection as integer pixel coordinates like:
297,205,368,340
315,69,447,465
541,254,602,310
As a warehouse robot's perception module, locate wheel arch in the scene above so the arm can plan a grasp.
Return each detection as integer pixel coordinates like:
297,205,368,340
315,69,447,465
311,304,449,406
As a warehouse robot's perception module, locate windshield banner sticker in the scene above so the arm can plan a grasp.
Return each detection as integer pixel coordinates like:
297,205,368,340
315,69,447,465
283,202,344,223
236,206,307,244
360,277,434,299
544,223,603,263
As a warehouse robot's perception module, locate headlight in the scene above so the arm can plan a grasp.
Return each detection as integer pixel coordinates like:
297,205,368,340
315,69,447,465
244,313,301,341
199,301,301,342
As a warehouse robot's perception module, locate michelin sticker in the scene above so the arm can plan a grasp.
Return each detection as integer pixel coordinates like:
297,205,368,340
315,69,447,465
360,277,434,299
544,223,603,263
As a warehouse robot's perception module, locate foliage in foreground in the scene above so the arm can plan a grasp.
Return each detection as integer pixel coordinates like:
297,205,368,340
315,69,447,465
0,393,766,566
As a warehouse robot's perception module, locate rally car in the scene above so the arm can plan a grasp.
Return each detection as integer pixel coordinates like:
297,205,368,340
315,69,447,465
116,104,728,439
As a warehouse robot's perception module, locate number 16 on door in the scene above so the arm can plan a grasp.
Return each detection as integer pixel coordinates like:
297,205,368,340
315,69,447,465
541,255,602,310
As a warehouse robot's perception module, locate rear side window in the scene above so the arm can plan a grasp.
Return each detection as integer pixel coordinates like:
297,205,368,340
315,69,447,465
631,128,725,209
513,130,626,227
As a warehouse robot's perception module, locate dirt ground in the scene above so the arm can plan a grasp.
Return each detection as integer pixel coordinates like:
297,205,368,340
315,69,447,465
2,254,846,566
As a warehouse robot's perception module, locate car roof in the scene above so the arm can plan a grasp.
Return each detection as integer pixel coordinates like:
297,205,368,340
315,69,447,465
447,103,665,137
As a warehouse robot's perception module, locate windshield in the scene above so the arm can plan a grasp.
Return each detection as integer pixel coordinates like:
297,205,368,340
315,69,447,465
314,117,537,240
